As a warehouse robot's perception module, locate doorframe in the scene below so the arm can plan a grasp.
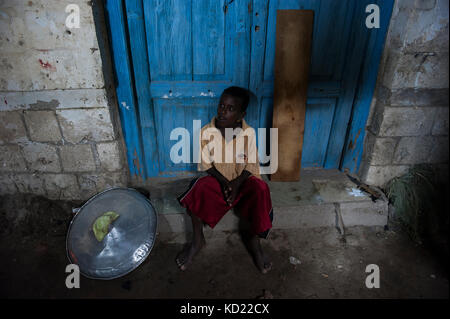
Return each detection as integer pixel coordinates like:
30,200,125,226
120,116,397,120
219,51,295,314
340,0,395,174
104,0,154,180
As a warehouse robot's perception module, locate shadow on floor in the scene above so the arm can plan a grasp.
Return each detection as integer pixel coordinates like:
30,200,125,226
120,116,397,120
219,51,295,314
0,193,448,298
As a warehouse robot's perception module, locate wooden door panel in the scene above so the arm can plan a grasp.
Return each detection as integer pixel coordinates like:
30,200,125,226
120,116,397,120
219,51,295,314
263,0,353,83
153,98,218,174
111,0,394,177
142,0,251,175
192,0,226,79
309,0,353,80
251,0,359,170
145,0,192,80
301,98,337,167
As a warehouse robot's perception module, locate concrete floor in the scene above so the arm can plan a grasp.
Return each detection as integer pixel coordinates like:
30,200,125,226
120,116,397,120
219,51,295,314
0,193,448,299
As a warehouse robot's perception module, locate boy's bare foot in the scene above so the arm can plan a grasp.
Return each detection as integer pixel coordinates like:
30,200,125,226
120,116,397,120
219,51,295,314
175,237,205,271
249,236,272,274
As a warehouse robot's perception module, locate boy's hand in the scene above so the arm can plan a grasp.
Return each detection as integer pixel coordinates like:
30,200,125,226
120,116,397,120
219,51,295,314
206,167,251,206
225,171,251,206
206,167,232,203
221,181,232,203
226,185,239,206
225,179,241,206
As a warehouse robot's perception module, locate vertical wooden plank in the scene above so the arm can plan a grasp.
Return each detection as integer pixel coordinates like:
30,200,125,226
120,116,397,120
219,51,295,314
271,10,314,181
125,0,159,177
104,0,146,179
341,0,395,173
264,0,319,83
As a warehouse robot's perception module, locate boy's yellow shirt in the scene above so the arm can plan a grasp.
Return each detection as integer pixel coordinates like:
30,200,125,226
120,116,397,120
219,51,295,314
198,116,261,181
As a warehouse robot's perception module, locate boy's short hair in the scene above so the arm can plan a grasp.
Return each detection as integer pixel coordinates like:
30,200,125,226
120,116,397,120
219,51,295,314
222,86,250,112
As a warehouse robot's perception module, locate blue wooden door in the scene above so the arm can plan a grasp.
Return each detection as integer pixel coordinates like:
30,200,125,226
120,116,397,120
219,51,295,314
142,0,251,176
250,0,387,169
107,0,393,178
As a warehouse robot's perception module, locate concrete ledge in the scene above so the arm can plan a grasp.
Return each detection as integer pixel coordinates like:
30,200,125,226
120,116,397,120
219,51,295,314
157,210,241,233
156,199,389,235
339,200,388,227
272,204,336,228
144,168,390,237
156,203,338,233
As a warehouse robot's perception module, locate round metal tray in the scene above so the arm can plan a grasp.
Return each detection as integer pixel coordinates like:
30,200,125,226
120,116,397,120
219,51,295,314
66,187,157,280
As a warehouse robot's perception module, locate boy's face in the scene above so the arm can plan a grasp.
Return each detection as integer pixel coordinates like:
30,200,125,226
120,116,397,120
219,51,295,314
215,94,246,128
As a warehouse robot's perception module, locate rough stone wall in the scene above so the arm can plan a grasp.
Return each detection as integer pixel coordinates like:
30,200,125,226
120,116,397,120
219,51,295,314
360,0,449,187
0,0,128,200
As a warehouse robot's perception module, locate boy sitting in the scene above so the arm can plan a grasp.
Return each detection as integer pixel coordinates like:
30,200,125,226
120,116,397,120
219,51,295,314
176,86,273,274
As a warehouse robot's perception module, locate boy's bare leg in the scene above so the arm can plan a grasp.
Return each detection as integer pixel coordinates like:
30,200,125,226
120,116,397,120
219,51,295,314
248,235,272,274
176,212,205,271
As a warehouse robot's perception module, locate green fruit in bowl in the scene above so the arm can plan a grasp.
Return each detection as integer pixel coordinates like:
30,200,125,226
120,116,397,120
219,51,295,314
92,211,120,242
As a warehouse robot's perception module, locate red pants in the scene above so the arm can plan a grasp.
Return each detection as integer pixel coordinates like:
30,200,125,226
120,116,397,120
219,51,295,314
177,176,273,238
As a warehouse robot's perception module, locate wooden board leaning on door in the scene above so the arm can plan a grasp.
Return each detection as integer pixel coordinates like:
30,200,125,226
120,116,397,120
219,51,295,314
271,10,314,181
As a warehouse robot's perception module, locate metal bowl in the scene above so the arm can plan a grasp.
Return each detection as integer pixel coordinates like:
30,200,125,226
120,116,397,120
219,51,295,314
66,187,157,280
